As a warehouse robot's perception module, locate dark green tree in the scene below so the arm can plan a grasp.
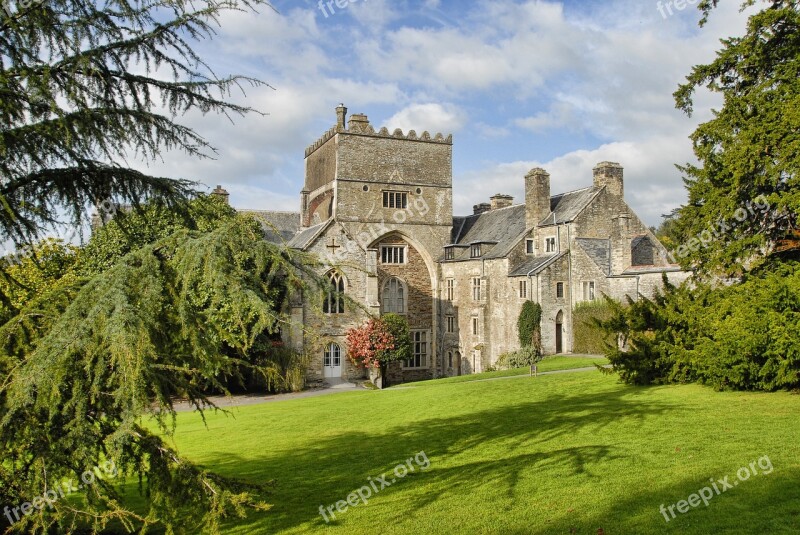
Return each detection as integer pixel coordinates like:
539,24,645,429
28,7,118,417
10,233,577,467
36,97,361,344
672,0,799,276
0,0,272,282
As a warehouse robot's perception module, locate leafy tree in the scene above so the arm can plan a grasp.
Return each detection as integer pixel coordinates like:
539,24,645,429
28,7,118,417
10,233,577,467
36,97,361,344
380,313,413,364
0,238,79,323
0,0,272,285
0,217,329,533
673,0,799,276
78,194,236,276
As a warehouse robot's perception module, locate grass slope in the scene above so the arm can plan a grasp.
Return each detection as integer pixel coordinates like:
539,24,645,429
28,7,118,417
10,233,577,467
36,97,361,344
158,370,800,534
395,355,609,386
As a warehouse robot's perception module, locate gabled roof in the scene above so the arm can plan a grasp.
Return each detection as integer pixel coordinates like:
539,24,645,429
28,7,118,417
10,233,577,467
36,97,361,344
509,252,566,277
539,187,601,226
448,204,526,260
239,210,301,244
287,220,330,250
574,238,611,276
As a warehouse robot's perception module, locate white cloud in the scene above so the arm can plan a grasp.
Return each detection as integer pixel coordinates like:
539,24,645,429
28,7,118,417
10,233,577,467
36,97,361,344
382,103,466,134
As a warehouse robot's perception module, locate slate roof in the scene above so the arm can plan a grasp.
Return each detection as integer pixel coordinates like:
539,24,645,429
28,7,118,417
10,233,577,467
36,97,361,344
287,220,330,250
447,204,527,260
622,265,684,275
539,187,601,226
574,238,611,276
239,210,301,244
508,252,567,277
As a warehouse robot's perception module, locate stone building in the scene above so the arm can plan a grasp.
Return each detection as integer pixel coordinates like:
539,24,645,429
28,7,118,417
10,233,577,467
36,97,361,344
232,105,689,383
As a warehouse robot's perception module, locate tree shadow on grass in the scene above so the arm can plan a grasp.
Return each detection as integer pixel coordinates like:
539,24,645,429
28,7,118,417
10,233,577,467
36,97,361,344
200,384,675,533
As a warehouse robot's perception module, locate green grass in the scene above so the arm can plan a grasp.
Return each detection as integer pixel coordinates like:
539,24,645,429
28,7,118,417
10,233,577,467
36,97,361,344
147,369,799,534
389,355,608,387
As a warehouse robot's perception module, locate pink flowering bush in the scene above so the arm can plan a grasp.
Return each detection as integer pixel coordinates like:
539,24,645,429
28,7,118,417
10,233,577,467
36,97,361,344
345,318,395,369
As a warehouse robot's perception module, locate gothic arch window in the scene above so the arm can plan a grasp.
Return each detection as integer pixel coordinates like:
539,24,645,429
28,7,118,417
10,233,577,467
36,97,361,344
323,270,346,314
382,277,406,314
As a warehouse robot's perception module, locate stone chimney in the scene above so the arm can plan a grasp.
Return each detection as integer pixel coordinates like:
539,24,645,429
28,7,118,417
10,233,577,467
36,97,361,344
336,103,347,129
347,113,370,131
611,213,632,274
490,194,514,210
525,168,551,229
211,185,229,205
593,161,624,197
473,203,491,215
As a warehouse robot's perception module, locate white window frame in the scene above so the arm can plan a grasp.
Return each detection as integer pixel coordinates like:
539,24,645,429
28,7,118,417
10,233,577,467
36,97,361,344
545,237,557,253
404,330,429,369
470,244,482,258
380,245,407,265
582,281,596,302
382,277,407,314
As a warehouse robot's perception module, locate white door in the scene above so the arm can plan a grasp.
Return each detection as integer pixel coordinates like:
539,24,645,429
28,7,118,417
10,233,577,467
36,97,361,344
323,343,342,378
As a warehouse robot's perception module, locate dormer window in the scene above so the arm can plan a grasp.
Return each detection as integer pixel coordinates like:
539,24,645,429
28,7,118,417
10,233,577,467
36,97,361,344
470,244,482,258
444,247,455,260
545,237,557,253
526,239,535,254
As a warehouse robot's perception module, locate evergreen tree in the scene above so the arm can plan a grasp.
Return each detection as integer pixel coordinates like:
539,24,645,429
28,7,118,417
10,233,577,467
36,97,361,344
673,0,799,276
0,0,272,282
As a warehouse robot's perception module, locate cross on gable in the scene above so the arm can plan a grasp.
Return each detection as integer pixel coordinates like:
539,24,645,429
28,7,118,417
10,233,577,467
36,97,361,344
326,237,341,252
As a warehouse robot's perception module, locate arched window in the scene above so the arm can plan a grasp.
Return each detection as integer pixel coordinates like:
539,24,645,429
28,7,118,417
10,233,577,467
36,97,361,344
382,277,406,314
323,270,345,314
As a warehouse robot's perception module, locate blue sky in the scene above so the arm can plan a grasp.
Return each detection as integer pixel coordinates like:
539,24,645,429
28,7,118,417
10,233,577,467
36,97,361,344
139,0,755,226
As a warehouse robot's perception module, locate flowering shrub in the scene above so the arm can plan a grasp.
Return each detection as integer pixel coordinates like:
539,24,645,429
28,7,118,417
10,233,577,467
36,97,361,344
345,318,395,369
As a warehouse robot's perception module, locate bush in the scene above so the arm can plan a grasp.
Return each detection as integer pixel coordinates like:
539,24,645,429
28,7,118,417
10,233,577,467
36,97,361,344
598,261,800,391
496,346,544,370
572,300,615,354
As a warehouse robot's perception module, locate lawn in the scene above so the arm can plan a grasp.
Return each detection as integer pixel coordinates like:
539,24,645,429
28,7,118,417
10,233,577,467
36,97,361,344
152,368,799,534
393,355,609,386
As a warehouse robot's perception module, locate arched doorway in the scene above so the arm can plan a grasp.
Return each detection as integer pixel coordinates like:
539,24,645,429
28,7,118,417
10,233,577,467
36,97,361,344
555,310,564,354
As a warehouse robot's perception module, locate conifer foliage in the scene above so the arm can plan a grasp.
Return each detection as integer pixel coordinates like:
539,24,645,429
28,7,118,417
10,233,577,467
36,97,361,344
0,217,327,532
0,0,271,256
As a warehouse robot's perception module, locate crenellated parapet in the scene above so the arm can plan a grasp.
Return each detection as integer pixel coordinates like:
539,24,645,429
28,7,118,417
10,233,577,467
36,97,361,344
304,108,452,158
